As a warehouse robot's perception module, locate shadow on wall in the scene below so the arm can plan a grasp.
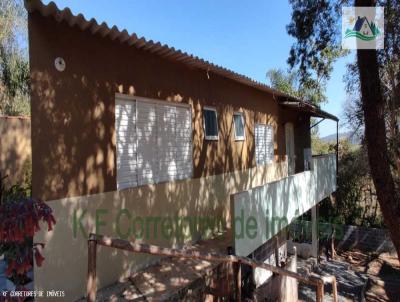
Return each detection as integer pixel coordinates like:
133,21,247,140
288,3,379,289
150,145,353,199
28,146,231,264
31,72,281,201
0,116,31,187
29,9,290,202
31,70,116,199
31,64,288,300
30,51,286,205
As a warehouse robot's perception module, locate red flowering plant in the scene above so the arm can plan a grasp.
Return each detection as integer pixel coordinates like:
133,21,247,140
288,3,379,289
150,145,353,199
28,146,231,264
0,173,55,288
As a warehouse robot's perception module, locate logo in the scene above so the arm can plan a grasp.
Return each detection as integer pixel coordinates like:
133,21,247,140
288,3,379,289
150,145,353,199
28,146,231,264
342,7,384,49
345,16,380,41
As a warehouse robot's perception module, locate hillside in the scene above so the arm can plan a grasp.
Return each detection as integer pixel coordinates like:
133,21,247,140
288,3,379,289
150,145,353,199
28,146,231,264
321,131,361,145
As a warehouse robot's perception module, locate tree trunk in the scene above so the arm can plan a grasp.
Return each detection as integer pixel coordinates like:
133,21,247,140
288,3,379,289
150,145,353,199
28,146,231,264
355,0,400,260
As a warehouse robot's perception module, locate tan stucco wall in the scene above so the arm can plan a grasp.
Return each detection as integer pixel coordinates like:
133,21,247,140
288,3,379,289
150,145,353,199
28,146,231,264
28,12,309,201
35,161,287,301
0,116,31,187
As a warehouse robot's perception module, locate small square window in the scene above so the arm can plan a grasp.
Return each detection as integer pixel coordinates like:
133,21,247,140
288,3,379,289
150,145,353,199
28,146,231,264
233,112,245,141
203,107,218,140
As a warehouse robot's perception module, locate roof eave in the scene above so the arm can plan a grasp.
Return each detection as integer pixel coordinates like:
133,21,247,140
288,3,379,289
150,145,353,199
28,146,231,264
279,100,339,122
25,0,338,122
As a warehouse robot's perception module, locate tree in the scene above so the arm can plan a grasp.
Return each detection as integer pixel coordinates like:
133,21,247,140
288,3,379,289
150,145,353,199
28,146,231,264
318,139,382,227
287,0,400,258
267,67,328,142
0,0,29,116
267,68,328,105
343,0,400,182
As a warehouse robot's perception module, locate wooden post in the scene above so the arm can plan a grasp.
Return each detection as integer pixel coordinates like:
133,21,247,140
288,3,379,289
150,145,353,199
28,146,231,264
292,247,298,301
331,225,336,260
311,205,319,259
274,236,280,268
234,261,241,302
87,234,97,302
92,234,333,291
316,280,324,302
331,277,338,302
95,234,319,284
226,246,234,298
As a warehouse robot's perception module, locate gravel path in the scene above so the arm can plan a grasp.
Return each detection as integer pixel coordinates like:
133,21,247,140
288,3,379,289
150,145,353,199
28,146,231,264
298,257,368,302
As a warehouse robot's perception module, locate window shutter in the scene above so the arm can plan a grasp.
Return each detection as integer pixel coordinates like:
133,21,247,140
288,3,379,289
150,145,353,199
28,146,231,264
175,106,193,179
115,98,138,189
255,124,274,166
255,124,266,165
136,101,158,185
157,104,193,182
157,104,177,182
265,125,274,163
116,96,193,189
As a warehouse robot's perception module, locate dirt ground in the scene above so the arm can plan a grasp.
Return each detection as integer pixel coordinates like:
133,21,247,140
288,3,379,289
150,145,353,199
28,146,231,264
337,250,400,301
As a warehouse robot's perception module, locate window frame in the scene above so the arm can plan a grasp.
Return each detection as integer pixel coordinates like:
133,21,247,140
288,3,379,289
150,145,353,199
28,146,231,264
233,112,245,141
203,106,219,141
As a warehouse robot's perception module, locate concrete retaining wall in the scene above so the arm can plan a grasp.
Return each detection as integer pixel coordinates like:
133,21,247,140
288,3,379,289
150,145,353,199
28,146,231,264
336,224,395,253
290,221,395,254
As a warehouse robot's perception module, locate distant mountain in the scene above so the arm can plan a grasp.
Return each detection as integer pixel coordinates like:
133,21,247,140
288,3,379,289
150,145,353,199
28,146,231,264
321,131,361,145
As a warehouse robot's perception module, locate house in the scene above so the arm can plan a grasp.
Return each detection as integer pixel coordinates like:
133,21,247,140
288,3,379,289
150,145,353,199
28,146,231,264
353,16,374,37
25,0,338,300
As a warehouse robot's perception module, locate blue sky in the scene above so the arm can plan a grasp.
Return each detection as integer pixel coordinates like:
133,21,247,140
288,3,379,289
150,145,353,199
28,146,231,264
44,0,352,137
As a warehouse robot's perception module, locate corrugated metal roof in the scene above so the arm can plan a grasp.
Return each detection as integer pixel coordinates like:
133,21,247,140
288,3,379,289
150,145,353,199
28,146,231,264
24,0,338,121
280,101,338,121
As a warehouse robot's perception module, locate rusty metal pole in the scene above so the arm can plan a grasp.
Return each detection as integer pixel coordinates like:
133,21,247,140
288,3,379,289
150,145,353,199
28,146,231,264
87,234,97,302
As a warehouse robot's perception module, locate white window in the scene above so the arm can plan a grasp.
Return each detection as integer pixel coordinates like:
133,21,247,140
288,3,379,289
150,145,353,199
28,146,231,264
115,98,138,189
136,101,158,186
115,95,193,189
233,112,245,141
203,107,218,140
255,124,274,165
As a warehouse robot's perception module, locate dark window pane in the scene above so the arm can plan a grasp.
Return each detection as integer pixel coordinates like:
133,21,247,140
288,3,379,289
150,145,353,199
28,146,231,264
234,114,244,138
204,109,218,137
